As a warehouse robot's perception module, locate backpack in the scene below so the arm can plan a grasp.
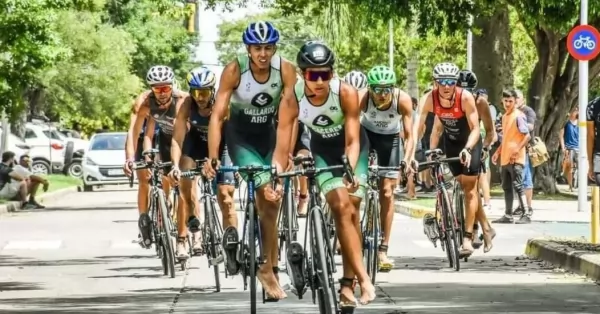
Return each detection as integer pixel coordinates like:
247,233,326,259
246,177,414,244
528,137,549,167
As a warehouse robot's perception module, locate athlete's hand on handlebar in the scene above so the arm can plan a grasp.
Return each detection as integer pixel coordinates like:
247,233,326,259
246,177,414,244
460,148,472,168
168,166,181,182
123,160,134,177
343,174,359,193
264,182,283,202
203,158,219,180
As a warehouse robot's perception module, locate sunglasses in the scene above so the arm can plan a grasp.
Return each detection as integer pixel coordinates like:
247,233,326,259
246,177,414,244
151,85,172,94
304,70,332,82
191,89,212,98
371,86,393,95
436,79,457,87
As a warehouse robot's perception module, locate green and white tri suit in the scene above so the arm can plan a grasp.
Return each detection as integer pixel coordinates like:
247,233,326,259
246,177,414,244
226,54,283,187
294,77,369,199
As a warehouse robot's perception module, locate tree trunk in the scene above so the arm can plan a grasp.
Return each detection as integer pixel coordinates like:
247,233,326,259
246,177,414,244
472,5,513,184
527,25,600,194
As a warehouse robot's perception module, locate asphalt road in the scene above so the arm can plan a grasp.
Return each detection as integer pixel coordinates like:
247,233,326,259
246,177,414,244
1,186,599,313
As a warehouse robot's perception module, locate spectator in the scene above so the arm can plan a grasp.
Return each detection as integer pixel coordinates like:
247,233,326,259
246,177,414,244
514,89,536,216
12,154,49,208
492,89,531,224
0,151,36,209
560,107,579,190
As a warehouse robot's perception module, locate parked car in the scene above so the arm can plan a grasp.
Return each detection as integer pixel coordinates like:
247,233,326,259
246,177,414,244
23,123,65,174
82,132,132,191
0,129,31,159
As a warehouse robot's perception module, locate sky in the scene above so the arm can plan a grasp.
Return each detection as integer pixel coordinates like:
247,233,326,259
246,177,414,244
195,0,265,79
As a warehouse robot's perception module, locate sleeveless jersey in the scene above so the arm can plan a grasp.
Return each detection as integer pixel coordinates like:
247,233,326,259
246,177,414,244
188,100,210,142
360,88,402,135
148,92,182,135
229,54,283,132
432,87,470,142
295,78,345,143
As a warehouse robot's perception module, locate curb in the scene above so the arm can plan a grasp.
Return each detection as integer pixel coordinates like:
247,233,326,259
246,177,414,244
0,186,79,217
525,238,600,281
394,200,434,219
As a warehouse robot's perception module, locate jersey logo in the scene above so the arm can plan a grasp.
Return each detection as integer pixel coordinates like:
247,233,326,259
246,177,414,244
251,92,273,108
271,82,279,88
370,111,376,118
329,105,338,111
313,115,334,127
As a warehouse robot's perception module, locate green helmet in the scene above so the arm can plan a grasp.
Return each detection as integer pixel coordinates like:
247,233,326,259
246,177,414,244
367,65,396,86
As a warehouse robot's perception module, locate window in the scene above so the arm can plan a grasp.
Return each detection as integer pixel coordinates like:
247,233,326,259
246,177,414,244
24,129,37,139
90,134,126,151
42,130,64,140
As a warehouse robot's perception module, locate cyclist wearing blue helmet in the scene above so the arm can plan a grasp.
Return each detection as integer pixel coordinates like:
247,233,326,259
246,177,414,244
203,21,297,301
170,67,236,259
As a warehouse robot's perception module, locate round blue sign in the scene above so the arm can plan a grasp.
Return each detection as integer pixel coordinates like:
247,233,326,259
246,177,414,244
568,25,600,61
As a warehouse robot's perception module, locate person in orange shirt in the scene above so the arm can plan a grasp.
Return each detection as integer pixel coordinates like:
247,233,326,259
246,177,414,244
491,89,531,224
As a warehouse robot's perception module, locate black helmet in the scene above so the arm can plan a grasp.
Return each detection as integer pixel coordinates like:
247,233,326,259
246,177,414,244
296,41,335,70
457,70,478,89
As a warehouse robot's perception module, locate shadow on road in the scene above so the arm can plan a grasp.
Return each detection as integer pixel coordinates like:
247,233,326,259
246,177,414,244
39,206,133,212
0,255,114,267
0,281,44,292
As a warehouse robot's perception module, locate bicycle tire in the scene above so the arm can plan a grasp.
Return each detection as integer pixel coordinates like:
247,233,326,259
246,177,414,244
311,208,337,314
441,188,460,271
453,185,467,262
247,201,258,313
158,190,177,278
363,195,378,285
370,195,381,284
286,180,298,243
204,194,221,292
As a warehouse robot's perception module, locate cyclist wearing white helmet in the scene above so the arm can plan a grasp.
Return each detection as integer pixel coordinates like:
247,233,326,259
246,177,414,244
124,65,191,254
358,65,414,272
202,21,297,300
168,67,236,259
344,70,368,90
409,62,495,258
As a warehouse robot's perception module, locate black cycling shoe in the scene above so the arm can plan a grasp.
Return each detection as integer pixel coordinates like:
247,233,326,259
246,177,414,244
138,213,152,249
187,216,201,233
286,241,306,297
222,226,241,276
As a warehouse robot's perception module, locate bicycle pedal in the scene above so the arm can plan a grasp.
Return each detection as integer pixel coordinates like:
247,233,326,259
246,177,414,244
210,254,225,266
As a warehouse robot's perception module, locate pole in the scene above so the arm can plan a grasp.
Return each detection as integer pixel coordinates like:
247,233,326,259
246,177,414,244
578,0,589,213
0,116,8,154
466,15,473,71
592,187,599,243
388,19,394,69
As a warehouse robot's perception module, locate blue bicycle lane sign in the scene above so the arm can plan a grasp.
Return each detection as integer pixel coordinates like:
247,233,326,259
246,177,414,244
567,25,600,61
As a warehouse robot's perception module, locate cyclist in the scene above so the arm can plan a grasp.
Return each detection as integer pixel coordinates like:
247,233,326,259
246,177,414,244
124,65,191,259
169,67,236,254
410,62,494,257
124,115,159,248
272,41,375,308
343,70,368,90
202,21,296,300
359,65,414,271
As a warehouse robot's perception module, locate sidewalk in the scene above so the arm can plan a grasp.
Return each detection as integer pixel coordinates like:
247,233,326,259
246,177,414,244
395,196,592,223
0,186,78,216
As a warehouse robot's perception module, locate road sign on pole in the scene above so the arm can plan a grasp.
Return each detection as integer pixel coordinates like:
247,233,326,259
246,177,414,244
567,24,600,61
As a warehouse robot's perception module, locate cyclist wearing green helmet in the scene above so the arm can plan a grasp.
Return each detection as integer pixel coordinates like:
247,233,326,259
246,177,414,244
359,65,414,271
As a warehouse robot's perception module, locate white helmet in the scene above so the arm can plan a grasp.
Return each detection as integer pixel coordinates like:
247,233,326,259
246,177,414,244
432,63,460,80
344,71,367,90
146,65,175,85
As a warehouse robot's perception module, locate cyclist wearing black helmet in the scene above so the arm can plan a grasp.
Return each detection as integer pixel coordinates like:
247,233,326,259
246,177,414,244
273,41,375,308
203,21,297,300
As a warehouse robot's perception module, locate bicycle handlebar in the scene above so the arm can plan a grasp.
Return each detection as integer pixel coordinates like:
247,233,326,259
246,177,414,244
417,156,462,172
219,165,274,173
272,154,354,185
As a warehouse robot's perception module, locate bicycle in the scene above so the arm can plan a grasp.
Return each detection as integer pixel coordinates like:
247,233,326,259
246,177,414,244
453,162,486,262
272,154,354,314
181,161,225,292
129,149,177,278
276,156,305,296
418,148,463,271
215,162,274,314
362,150,402,284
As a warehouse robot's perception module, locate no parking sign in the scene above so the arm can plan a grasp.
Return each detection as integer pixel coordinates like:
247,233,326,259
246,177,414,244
567,25,600,61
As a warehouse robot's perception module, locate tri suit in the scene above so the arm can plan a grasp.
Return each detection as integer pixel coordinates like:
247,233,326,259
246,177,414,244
135,119,160,160
147,91,183,170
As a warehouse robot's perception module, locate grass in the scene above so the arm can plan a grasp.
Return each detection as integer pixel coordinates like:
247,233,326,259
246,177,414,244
404,198,436,208
45,174,80,193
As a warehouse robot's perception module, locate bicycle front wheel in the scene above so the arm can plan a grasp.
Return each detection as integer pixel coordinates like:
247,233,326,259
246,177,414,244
312,208,337,314
441,188,460,271
158,190,176,278
204,195,221,292
247,201,258,313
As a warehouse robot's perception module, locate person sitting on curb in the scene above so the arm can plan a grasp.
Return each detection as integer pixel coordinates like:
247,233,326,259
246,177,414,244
12,154,49,208
0,151,37,210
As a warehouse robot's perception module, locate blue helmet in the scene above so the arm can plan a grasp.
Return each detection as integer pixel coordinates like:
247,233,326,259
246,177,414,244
186,67,217,89
242,21,279,45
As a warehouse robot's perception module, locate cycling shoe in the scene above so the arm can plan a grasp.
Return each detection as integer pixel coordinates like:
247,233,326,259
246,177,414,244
187,216,201,233
138,213,153,249
222,226,240,276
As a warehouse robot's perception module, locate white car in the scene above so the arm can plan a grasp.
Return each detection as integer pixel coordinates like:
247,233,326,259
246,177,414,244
0,129,31,159
24,123,66,174
82,132,132,191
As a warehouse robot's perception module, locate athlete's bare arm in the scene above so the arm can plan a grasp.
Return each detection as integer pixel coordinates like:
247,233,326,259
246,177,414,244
208,61,240,160
281,60,300,151
358,89,369,112
171,93,192,168
397,90,413,161
462,91,481,150
430,117,444,150
340,82,361,171
143,117,156,154
126,91,151,160
273,87,300,173
475,96,495,147
409,92,433,160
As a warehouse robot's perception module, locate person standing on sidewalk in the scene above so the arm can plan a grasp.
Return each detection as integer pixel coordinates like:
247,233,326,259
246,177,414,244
560,107,579,190
492,89,531,224
513,89,536,216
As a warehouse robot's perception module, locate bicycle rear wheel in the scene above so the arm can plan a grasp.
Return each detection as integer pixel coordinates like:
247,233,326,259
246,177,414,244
247,201,258,313
312,208,337,314
158,190,176,278
453,186,467,262
441,188,460,271
204,195,221,292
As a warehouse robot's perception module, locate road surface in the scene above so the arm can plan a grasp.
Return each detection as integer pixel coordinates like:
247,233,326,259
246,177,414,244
1,186,599,313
